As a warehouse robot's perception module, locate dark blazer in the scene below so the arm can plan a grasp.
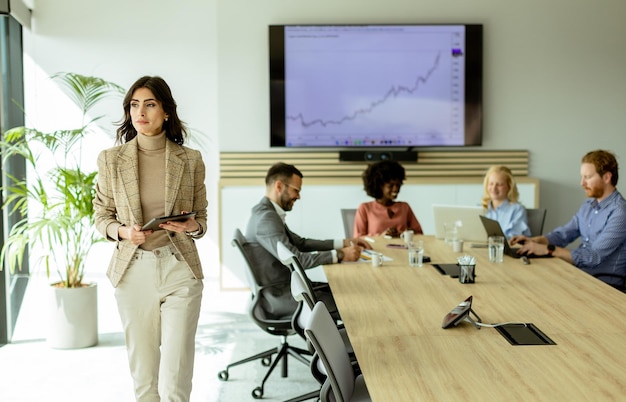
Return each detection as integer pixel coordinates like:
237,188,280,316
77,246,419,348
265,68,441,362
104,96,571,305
93,137,208,287
245,197,335,317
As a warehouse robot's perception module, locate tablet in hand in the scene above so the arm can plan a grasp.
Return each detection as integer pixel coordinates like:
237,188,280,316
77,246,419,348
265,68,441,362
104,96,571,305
141,212,196,231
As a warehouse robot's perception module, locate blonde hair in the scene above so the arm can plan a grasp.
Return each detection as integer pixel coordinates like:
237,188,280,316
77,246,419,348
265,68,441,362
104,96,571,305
481,165,520,209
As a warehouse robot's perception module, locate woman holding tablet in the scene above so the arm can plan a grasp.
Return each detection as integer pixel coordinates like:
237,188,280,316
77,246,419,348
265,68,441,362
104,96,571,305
93,76,207,401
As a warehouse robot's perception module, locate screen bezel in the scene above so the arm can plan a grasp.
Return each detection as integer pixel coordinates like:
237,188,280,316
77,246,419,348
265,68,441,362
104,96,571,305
269,23,483,148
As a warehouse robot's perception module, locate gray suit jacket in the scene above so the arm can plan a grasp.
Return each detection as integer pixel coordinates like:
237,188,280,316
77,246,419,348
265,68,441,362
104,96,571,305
93,137,208,287
244,197,335,316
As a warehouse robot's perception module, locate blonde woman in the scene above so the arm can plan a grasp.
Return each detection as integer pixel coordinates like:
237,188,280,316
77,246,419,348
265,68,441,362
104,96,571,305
481,165,530,239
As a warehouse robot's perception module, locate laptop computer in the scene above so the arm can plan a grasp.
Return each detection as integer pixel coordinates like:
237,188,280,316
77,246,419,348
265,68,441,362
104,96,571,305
479,215,552,259
432,204,486,243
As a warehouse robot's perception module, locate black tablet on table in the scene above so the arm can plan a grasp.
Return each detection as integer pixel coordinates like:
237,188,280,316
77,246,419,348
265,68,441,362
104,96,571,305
141,212,196,231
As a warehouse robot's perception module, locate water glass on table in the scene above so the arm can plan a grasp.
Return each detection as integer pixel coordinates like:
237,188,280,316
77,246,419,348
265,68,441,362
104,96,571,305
452,239,464,253
443,222,458,245
408,240,424,267
488,236,505,263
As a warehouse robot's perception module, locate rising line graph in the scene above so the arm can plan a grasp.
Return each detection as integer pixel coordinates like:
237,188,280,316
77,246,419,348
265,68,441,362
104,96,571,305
287,52,442,130
281,25,467,146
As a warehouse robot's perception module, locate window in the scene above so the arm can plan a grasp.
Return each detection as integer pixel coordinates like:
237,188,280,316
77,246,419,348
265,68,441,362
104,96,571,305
0,14,26,345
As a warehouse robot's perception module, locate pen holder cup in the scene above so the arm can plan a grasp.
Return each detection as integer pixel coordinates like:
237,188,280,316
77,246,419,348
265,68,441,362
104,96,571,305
459,264,476,284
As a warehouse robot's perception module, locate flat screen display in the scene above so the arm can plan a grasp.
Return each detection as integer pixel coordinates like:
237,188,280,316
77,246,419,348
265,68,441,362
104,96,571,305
269,24,483,148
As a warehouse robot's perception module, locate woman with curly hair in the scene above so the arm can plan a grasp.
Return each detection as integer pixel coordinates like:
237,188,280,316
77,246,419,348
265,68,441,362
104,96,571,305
354,160,423,237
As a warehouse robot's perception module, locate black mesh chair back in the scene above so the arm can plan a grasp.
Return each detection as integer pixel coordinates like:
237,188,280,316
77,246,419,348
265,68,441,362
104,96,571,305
217,229,311,400
526,208,547,236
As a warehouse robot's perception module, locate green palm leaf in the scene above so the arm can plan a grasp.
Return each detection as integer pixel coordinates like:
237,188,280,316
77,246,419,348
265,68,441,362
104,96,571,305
0,72,121,287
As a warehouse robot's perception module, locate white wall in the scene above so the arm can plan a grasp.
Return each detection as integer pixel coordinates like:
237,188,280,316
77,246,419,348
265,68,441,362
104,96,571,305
23,0,220,278
216,0,626,233
22,0,626,280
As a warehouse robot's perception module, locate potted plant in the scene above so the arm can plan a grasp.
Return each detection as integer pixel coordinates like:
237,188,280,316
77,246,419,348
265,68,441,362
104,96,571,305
0,72,124,348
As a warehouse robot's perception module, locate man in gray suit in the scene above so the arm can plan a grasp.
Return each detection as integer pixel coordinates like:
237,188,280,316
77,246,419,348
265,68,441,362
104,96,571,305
245,162,370,318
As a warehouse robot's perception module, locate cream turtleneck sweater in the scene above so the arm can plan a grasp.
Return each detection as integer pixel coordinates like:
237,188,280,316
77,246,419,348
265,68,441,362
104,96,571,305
137,132,169,250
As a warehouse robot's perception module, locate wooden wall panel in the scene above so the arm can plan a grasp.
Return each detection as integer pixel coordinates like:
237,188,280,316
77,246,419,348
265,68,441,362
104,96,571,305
220,150,529,181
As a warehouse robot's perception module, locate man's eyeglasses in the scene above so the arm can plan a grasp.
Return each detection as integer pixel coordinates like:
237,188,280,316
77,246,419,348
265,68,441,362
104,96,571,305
286,183,301,195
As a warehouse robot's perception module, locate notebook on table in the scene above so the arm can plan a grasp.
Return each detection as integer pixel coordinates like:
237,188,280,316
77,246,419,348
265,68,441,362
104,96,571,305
432,204,486,243
478,215,552,259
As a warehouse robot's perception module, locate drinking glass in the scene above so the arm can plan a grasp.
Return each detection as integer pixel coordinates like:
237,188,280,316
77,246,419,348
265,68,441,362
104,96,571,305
443,222,458,245
488,236,505,263
452,239,464,253
409,240,424,267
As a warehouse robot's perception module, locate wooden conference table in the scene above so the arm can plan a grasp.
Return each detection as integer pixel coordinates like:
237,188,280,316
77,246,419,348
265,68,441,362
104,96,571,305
322,236,626,401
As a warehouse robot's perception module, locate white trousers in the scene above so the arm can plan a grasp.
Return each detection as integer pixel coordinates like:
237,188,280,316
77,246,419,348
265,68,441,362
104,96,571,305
115,244,204,402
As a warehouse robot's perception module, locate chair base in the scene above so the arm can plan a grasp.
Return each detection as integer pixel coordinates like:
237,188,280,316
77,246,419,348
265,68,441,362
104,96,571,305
218,334,312,399
282,388,320,402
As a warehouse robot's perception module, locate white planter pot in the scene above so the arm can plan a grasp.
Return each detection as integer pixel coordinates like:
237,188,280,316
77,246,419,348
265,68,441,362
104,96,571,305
46,283,98,349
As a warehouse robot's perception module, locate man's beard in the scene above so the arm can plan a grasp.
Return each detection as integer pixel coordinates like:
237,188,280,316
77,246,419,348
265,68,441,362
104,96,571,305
584,186,603,199
280,191,296,211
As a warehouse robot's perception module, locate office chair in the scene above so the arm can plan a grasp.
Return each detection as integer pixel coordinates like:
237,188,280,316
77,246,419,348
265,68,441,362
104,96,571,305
276,241,340,321
592,273,626,293
340,208,357,238
280,271,325,402
289,270,316,345
289,270,361,401
218,229,312,399
279,243,353,351
526,208,547,236
289,270,359,381
305,302,372,402
279,244,358,374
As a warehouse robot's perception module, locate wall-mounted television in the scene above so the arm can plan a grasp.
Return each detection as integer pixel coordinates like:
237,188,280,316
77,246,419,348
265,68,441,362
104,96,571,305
269,24,483,149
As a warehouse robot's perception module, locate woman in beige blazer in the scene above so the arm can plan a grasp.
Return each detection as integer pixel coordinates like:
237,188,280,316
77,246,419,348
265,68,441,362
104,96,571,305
94,76,207,402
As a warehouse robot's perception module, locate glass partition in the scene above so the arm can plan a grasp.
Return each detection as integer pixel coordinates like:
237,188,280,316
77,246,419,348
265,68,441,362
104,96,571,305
0,14,26,346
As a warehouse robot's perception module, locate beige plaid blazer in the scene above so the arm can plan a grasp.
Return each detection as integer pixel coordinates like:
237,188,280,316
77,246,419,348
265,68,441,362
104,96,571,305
93,137,208,287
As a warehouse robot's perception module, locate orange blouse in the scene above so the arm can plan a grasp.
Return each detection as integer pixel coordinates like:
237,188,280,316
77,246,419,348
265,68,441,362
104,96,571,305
354,201,423,237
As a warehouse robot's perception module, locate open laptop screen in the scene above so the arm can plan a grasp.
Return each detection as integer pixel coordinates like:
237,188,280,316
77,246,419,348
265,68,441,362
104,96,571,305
432,204,486,243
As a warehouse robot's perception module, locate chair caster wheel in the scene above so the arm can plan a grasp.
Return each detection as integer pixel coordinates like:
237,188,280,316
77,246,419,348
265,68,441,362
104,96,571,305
261,357,272,366
252,386,263,399
217,370,229,381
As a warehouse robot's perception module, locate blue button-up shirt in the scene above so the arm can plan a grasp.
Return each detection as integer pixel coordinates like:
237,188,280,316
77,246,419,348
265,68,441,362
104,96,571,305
486,200,531,239
545,190,626,286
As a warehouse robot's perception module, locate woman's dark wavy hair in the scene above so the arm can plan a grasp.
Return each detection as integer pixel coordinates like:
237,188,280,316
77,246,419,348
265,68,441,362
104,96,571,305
116,76,187,145
362,160,406,199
